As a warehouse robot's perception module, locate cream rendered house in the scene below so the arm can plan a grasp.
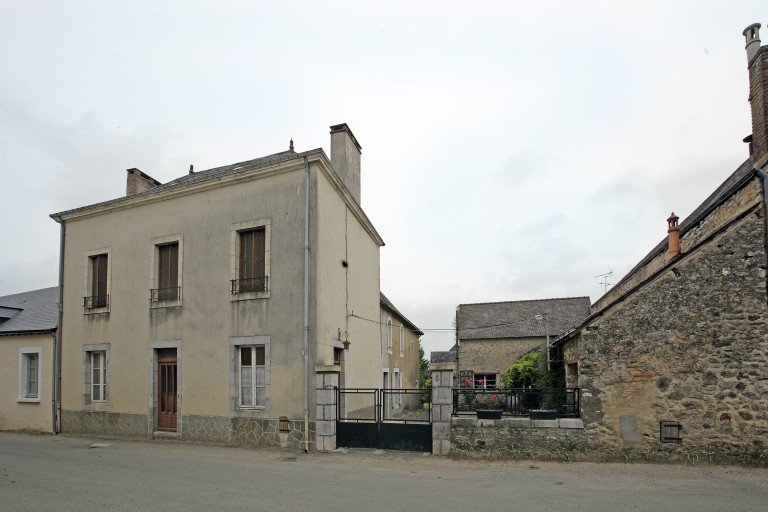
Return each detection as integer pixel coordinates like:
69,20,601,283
50,124,383,449
379,293,423,410
0,287,58,432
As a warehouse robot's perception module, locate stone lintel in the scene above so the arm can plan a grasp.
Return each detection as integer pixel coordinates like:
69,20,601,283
315,364,341,373
430,362,456,372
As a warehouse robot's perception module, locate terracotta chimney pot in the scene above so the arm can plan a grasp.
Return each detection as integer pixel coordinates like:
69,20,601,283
667,212,680,259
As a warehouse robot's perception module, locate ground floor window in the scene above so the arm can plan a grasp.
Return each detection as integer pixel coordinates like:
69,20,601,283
239,346,266,408
474,373,497,389
20,349,40,400
83,343,110,406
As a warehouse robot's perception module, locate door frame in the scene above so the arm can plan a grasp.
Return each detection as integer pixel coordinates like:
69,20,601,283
148,340,182,436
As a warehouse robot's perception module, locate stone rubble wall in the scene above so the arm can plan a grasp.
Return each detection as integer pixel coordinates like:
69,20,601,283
451,417,586,452
570,205,768,451
593,179,762,314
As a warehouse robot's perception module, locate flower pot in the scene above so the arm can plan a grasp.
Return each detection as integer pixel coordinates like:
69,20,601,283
476,409,503,420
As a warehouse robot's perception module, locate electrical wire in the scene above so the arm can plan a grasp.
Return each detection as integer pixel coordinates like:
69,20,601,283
347,312,526,334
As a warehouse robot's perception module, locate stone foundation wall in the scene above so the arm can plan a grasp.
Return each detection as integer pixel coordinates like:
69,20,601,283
62,410,148,438
182,415,312,449
568,207,768,451
62,410,314,449
451,417,586,452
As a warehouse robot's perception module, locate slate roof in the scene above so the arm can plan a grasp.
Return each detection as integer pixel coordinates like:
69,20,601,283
457,297,591,340
0,287,59,335
380,292,424,336
51,149,303,219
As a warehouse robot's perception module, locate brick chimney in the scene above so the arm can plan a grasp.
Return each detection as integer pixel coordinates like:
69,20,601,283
667,212,680,259
126,168,161,196
744,23,768,162
330,123,362,204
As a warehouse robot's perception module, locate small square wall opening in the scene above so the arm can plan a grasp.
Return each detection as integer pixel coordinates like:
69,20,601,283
279,416,290,433
660,420,682,444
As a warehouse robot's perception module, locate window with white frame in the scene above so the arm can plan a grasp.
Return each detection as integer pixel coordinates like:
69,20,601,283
386,318,393,354
238,346,266,408
83,344,110,406
90,351,107,402
18,348,41,401
399,325,405,356
474,373,497,389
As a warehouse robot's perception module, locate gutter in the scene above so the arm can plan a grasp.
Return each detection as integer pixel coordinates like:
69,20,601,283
303,156,310,453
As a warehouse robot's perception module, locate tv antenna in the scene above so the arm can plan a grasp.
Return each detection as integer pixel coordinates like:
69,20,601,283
595,269,613,293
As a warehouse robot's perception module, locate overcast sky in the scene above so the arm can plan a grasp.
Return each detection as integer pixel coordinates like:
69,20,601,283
0,1,764,356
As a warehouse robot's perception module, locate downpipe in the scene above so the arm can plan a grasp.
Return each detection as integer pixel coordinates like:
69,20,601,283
303,156,310,453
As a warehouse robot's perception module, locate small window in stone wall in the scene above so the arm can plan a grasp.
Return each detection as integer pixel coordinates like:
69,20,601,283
660,420,683,443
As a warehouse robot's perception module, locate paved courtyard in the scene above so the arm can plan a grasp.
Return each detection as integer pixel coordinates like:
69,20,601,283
1,432,766,511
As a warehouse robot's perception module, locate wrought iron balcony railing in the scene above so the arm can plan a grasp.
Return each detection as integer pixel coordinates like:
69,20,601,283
150,287,181,302
231,276,269,294
83,295,109,309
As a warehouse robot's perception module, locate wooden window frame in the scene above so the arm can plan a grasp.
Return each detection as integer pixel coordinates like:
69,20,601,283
230,219,271,301
149,235,183,308
83,248,111,313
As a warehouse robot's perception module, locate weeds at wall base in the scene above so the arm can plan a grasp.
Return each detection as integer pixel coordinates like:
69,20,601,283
449,442,768,467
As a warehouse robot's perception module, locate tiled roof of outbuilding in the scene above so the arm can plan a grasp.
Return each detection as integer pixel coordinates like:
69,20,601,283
457,297,591,340
0,287,58,335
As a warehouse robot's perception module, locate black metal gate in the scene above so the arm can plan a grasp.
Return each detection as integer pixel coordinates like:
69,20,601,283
336,388,432,452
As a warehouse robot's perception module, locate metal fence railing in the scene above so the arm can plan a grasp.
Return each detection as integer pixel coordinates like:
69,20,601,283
452,388,580,418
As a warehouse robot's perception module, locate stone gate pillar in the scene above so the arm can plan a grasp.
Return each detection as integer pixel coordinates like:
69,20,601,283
430,361,455,455
315,364,339,451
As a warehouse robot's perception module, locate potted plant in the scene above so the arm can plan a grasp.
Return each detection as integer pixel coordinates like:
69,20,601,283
475,393,503,420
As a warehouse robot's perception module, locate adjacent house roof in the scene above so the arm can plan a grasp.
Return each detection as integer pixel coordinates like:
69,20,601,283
457,297,591,340
0,287,59,335
555,156,761,347
612,156,757,294
380,293,424,336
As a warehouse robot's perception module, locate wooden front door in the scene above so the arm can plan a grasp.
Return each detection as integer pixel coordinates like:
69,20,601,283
157,349,177,432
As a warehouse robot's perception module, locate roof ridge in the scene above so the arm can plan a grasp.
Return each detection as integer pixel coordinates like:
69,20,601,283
459,296,591,307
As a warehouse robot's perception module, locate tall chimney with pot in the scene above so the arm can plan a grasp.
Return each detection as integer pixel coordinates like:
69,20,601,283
126,168,161,196
667,212,680,259
329,123,362,204
744,23,768,163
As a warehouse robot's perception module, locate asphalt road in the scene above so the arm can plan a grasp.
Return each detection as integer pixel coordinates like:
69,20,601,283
1,432,766,511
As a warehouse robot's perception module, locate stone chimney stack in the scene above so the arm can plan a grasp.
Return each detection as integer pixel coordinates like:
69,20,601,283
744,23,768,162
667,212,680,259
126,168,161,196
330,123,362,204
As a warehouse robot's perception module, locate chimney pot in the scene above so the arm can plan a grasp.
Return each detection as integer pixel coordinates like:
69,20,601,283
667,212,680,259
744,23,762,64
744,22,768,162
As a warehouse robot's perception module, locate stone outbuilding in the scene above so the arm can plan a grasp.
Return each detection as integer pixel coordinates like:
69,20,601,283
553,24,768,453
456,297,591,388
